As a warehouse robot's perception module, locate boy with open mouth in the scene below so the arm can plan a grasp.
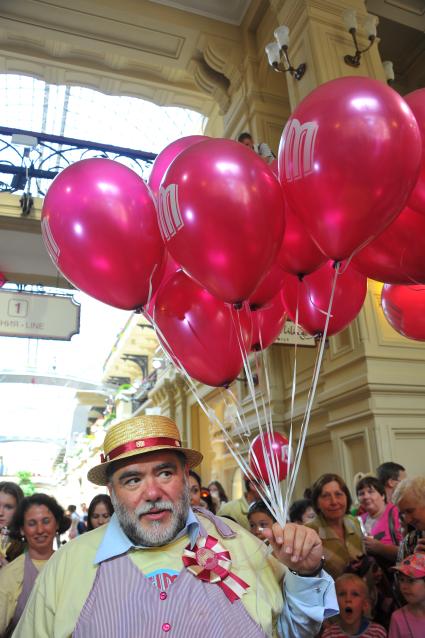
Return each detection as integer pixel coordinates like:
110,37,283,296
322,573,387,637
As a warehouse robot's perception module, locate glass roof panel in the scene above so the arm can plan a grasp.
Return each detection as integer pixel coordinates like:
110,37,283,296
0,74,206,152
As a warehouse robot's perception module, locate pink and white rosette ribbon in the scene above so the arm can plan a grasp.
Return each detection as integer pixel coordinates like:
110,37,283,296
182,534,249,603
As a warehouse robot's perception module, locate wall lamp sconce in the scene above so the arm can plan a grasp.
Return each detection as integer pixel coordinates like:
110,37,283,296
342,9,378,68
382,60,395,85
265,25,307,81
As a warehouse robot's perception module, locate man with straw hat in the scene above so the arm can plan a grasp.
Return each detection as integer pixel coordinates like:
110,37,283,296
15,415,337,637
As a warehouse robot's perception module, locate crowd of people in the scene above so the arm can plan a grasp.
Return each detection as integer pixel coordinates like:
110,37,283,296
0,417,423,637
181,461,425,636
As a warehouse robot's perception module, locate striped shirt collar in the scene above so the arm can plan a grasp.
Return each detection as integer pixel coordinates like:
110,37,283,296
94,508,200,565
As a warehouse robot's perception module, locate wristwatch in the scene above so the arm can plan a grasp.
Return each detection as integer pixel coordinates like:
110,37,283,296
289,556,325,577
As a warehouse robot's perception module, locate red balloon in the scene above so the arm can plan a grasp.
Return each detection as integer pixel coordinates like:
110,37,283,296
154,271,252,387
281,261,367,337
405,89,425,216
159,139,285,304
251,292,287,351
148,136,208,200
249,265,287,309
279,77,422,261
269,158,279,177
42,159,164,310
381,284,425,340
145,252,180,317
0,273,5,287
249,432,289,484
352,206,425,284
277,204,326,277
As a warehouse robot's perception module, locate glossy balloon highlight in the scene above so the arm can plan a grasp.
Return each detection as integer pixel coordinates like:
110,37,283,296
42,158,164,310
279,77,422,261
381,284,425,341
249,432,290,484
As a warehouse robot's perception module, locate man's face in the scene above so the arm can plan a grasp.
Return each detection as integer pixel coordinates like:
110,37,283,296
108,450,190,546
387,470,407,496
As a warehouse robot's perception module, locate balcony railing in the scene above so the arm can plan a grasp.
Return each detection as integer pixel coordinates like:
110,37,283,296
0,126,157,197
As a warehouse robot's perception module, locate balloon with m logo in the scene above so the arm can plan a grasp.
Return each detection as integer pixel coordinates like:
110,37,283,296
157,138,285,305
42,158,165,310
278,77,422,262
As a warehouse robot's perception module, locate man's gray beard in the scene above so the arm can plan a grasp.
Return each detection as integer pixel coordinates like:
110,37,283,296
110,483,190,547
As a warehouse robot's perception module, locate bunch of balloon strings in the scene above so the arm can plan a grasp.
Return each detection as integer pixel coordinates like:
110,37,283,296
144,262,341,528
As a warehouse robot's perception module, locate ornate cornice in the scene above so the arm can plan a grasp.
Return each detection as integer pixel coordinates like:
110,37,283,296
188,57,231,114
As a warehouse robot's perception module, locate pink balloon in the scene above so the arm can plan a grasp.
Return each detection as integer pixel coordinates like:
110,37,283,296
159,139,285,304
148,136,208,199
281,261,367,337
145,252,180,317
279,77,422,261
249,265,286,309
154,271,252,387
381,284,425,340
352,206,425,284
277,204,326,277
42,158,164,310
405,89,425,215
270,158,279,177
251,291,287,351
249,432,289,484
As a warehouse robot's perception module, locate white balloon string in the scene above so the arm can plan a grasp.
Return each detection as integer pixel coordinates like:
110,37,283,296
303,276,334,317
144,262,160,313
289,284,300,432
285,262,339,506
258,347,284,517
233,307,285,525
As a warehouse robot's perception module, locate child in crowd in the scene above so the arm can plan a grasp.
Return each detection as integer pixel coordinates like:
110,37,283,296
322,574,387,637
389,553,425,637
247,500,276,542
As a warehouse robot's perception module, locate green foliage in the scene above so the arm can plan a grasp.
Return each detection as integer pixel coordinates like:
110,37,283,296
16,471,36,496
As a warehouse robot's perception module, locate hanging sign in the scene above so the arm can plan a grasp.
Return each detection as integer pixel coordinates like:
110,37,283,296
0,290,80,340
275,320,316,346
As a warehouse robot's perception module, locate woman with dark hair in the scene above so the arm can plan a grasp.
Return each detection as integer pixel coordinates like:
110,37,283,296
307,473,364,579
208,481,228,510
0,482,24,567
188,470,202,507
188,471,215,513
87,494,114,531
0,493,67,636
356,475,402,564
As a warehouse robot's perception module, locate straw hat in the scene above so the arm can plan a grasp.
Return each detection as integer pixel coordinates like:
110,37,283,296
87,415,203,486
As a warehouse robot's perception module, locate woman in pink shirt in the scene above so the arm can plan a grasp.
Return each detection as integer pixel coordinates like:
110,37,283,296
356,476,402,566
